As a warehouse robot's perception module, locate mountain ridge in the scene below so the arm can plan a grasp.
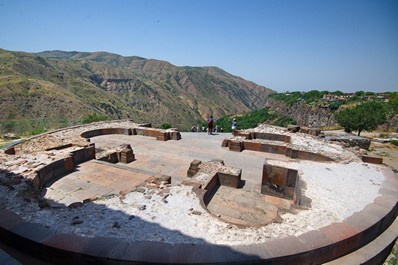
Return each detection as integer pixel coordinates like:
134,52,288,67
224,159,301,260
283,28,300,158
0,49,273,132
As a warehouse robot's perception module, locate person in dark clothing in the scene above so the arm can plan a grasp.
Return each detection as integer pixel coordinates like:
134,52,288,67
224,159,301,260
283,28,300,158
207,116,214,135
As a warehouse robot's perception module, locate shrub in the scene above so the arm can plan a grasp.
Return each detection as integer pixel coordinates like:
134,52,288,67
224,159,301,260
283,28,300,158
29,127,47,136
391,140,398,146
159,123,172,129
82,113,109,124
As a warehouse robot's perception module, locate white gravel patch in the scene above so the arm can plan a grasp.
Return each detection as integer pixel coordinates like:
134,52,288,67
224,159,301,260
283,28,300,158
0,161,385,246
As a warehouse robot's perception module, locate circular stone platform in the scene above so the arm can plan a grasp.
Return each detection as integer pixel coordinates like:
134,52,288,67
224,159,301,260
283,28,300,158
0,120,397,264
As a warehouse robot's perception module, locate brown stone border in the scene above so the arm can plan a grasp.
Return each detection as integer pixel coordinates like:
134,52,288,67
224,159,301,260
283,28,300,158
0,166,397,264
80,127,181,141
226,139,333,162
232,130,291,143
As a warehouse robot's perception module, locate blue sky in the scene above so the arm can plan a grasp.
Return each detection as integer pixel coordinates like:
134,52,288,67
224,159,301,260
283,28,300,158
0,0,397,92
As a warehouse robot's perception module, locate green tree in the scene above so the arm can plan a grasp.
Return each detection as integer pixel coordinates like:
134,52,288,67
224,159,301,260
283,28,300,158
336,101,387,136
385,93,398,131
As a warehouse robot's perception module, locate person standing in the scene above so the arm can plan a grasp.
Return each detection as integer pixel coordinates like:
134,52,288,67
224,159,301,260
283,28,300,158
207,116,214,135
231,118,237,130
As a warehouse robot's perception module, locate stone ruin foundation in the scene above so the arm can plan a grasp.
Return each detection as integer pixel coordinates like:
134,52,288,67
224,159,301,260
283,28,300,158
0,120,397,264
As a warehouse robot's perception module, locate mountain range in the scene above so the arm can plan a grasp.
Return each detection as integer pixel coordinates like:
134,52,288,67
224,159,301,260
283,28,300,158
0,48,273,131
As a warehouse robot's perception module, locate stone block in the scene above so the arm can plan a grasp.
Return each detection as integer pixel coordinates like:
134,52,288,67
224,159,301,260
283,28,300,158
243,141,261,151
232,129,251,139
217,167,242,188
135,128,145,136
187,169,198,178
283,135,291,143
137,123,152,128
362,156,383,164
253,132,287,142
287,124,300,133
221,139,229,147
262,162,299,202
120,149,135,163
190,160,202,169
170,131,181,140
286,148,333,162
308,128,321,136
187,160,201,177
299,126,310,134
144,128,161,138
228,140,244,152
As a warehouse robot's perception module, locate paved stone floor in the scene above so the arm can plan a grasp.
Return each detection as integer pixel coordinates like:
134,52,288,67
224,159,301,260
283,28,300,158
90,132,289,189
44,160,153,206
44,132,290,223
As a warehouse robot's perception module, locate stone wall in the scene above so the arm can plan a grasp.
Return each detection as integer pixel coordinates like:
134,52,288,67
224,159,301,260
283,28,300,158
266,98,336,127
326,135,371,150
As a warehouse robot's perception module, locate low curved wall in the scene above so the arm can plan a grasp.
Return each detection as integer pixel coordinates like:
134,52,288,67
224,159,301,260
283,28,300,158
80,127,181,141
0,169,397,264
32,145,95,190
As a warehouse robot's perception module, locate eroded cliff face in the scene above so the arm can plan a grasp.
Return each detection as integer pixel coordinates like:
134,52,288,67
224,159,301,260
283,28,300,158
265,98,336,127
